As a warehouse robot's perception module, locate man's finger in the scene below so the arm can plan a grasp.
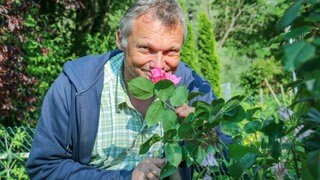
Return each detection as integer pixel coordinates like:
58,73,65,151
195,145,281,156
148,158,166,168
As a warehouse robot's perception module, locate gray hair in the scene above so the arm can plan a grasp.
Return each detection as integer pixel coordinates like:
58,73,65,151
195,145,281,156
119,0,187,48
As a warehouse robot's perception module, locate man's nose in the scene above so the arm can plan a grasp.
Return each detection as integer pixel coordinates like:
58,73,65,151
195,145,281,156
152,52,164,69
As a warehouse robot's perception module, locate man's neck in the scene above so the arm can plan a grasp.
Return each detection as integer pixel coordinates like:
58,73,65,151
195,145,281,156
128,94,154,117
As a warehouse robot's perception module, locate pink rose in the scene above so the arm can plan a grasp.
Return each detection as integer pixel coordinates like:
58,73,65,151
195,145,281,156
150,67,181,85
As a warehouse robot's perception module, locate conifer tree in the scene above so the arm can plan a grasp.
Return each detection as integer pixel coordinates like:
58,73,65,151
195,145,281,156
178,0,200,73
197,12,222,97
181,22,199,73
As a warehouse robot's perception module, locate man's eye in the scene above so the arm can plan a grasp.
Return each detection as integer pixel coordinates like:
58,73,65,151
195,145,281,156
165,50,179,56
139,46,149,53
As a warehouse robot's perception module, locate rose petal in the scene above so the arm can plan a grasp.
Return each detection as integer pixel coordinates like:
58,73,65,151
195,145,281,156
150,67,181,85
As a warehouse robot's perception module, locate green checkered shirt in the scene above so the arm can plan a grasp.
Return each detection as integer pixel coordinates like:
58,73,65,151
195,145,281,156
90,52,164,170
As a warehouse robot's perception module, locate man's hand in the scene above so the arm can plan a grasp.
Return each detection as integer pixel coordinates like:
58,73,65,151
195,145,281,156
175,103,195,119
132,158,166,180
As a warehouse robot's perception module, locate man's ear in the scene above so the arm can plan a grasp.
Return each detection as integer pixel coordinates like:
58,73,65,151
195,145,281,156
116,30,124,50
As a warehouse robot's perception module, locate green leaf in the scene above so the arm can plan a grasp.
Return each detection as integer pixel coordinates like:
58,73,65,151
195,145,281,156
223,95,245,113
306,108,320,123
301,157,314,180
211,98,225,115
271,140,282,159
239,153,257,170
229,153,257,179
307,150,320,179
163,129,177,141
161,109,178,132
154,80,175,101
183,112,196,123
246,107,261,121
170,86,189,107
182,142,197,167
224,106,246,122
145,101,166,127
277,0,303,30
207,144,215,154
178,122,193,138
165,142,182,167
194,101,212,121
220,122,241,136
313,38,320,46
196,146,206,164
244,121,262,134
281,26,313,40
128,77,154,100
284,41,316,71
160,163,177,179
188,92,205,101
306,0,320,4
139,134,161,154
228,144,259,161
261,119,284,139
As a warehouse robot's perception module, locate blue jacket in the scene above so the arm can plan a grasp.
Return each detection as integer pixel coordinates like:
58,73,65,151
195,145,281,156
26,50,218,179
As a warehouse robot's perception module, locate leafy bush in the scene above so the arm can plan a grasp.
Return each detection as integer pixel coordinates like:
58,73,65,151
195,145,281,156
240,57,290,96
0,126,34,179
0,1,38,126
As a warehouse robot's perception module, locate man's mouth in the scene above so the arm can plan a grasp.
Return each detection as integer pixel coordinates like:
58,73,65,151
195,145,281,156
141,68,151,79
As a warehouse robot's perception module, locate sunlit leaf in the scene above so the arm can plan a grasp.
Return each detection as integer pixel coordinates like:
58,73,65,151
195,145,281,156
165,142,182,167
154,80,175,101
196,146,206,164
220,122,241,136
207,144,215,154
170,85,189,107
128,77,154,100
139,134,161,154
161,109,178,132
145,101,166,127
223,95,245,113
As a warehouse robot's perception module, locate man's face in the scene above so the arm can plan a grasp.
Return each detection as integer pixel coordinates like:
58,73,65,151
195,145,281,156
118,14,184,82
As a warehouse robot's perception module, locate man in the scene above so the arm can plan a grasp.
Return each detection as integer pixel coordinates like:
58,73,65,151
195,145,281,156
26,0,218,179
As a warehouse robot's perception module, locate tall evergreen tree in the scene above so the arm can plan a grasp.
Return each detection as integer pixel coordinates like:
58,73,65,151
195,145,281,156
178,0,199,73
181,22,199,73
197,12,222,97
